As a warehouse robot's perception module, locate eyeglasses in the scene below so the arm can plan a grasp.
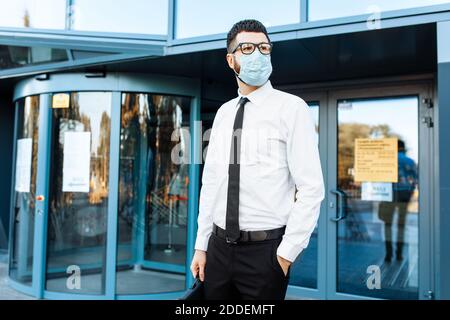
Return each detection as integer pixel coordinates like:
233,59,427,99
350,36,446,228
231,42,273,55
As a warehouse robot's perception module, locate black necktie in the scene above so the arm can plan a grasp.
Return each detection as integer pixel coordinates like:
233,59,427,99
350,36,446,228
225,96,249,242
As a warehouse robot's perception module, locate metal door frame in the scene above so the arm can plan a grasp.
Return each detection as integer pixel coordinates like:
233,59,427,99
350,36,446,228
284,91,328,299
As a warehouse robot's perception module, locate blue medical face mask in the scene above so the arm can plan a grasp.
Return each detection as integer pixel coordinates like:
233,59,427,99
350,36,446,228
233,50,273,87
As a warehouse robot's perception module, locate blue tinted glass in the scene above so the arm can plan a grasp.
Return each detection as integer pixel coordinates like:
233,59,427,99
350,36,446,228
70,0,168,35
176,0,300,39
0,0,65,29
0,45,68,70
309,0,450,21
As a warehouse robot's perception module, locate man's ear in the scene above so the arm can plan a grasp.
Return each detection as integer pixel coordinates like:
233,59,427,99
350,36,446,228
226,53,234,69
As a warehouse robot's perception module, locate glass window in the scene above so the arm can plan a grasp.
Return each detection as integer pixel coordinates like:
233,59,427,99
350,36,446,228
9,96,40,286
69,0,168,35
0,0,66,29
176,0,300,39
45,92,112,295
0,45,68,70
308,0,450,21
116,93,190,295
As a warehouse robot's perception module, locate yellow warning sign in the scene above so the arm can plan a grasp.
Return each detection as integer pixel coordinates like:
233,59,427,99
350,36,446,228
354,138,398,183
52,93,70,109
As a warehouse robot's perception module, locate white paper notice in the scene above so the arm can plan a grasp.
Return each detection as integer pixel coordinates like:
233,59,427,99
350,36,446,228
361,182,393,202
63,132,91,193
15,138,33,193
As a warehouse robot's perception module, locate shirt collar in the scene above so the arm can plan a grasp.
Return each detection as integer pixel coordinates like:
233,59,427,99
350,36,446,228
237,80,273,106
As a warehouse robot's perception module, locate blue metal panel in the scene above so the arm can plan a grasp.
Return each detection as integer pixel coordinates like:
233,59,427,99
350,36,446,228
436,21,450,299
8,278,36,297
7,103,19,274
134,132,148,265
65,0,72,30
44,291,110,300
0,53,159,80
32,94,52,298
0,96,14,249
287,285,324,300
185,95,201,289
0,26,168,43
140,261,185,274
438,21,450,63
0,30,166,59
116,290,186,300
167,0,176,45
300,0,308,23
13,73,200,101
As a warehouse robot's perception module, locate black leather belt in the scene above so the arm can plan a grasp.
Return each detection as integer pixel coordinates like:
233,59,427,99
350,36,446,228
212,223,286,244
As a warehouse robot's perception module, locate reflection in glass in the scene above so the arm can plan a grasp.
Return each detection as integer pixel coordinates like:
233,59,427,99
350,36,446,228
45,92,111,294
176,0,300,38
309,0,450,21
337,96,419,299
116,93,190,294
288,103,319,289
69,0,168,35
0,45,68,70
9,96,40,285
0,0,66,29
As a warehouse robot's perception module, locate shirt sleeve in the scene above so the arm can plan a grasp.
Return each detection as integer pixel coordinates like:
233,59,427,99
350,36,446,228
194,108,223,251
276,98,325,262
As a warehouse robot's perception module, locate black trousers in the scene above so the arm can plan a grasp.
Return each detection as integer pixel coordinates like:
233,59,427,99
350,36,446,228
204,232,291,300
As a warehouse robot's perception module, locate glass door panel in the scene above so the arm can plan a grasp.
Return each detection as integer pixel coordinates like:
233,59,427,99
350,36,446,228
45,92,112,294
288,102,320,289
9,96,40,285
116,93,191,295
334,95,419,299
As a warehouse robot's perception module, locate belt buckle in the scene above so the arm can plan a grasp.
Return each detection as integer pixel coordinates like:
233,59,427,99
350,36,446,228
225,236,238,244
252,231,268,241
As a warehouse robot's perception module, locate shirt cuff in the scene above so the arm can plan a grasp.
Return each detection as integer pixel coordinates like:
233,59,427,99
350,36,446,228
276,238,305,263
194,233,212,252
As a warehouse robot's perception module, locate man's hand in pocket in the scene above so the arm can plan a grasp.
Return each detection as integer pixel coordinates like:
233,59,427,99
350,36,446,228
277,255,292,276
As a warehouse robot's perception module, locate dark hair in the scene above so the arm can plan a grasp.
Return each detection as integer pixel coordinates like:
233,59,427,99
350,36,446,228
226,19,270,53
398,139,406,152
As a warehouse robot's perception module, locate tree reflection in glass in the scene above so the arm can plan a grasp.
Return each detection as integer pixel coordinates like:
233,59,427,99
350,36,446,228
116,93,190,295
45,92,111,294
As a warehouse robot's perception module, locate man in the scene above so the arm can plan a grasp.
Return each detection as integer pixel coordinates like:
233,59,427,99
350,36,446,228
378,139,417,262
190,19,325,300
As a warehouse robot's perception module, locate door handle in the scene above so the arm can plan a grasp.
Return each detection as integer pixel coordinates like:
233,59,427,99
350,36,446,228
330,189,347,222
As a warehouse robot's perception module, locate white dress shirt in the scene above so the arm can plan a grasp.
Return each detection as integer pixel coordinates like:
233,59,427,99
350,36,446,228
194,80,325,262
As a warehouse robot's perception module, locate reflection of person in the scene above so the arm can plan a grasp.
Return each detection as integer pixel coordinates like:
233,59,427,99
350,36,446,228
190,20,325,300
378,139,418,262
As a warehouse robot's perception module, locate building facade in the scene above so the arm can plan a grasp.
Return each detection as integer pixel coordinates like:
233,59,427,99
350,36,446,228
0,0,450,300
